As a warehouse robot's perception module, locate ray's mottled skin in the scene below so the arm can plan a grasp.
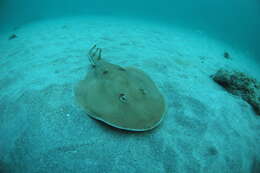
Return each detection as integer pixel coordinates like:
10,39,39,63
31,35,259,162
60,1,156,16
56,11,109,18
74,45,167,131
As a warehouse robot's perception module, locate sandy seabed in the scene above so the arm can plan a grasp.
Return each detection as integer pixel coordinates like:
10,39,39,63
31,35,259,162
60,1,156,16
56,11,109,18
0,16,259,173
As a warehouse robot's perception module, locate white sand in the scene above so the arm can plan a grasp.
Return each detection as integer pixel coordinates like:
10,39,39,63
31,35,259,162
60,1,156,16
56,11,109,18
0,16,259,173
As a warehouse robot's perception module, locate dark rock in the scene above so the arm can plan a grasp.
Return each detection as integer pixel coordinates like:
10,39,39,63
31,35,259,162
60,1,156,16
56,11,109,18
224,52,230,59
8,34,17,40
212,69,260,115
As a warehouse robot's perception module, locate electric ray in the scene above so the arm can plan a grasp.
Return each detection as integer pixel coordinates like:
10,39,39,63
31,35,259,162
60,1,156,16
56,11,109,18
74,45,166,131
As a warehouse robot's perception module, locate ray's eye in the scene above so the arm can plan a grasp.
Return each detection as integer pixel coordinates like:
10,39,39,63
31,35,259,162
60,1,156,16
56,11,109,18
103,70,109,74
139,88,147,95
119,93,128,103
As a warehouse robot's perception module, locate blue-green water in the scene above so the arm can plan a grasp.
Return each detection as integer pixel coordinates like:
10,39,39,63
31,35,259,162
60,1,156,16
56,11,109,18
1,0,260,58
